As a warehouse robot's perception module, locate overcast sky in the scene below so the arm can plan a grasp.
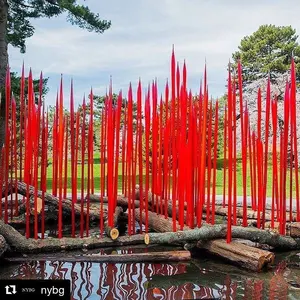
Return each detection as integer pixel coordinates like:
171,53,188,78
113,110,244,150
8,0,300,107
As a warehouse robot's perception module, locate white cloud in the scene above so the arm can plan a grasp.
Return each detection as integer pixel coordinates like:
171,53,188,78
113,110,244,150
8,0,300,107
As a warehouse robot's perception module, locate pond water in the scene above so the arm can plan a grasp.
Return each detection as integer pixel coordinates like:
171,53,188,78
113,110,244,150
1,249,300,299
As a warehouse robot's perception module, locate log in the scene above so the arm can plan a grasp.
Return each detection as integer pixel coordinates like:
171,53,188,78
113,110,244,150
149,197,255,226
81,243,180,254
104,206,123,240
12,181,107,221
235,218,257,227
134,185,152,202
1,195,23,207
204,205,276,221
0,219,146,253
228,238,273,251
147,192,297,222
5,250,191,263
136,206,300,250
264,222,300,238
0,234,7,257
88,194,141,209
289,223,300,238
134,209,190,233
0,219,35,252
8,216,27,227
1,182,11,197
196,239,274,272
143,224,300,250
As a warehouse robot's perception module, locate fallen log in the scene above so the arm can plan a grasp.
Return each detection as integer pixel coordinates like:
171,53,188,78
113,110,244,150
196,239,274,272
143,224,300,250
0,219,35,252
5,250,191,263
203,205,297,222
12,181,107,221
134,209,190,234
136,210,276,271
1,195,23,207
0,219,146,253
1,182,11,197
264,222,300,238
7,216,27,227
88,194,141,209
149,197,259,226
146,191,297,222
227,238,273,251
0,234,7,257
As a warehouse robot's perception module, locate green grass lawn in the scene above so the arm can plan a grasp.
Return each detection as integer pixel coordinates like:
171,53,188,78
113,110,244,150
40,153,297,198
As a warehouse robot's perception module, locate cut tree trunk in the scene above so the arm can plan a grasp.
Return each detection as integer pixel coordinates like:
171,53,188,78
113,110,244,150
5,250,191,263
196,239,274,272
104,206,123,240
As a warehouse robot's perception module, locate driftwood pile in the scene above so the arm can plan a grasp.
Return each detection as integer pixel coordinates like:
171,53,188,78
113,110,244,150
1,181,300,272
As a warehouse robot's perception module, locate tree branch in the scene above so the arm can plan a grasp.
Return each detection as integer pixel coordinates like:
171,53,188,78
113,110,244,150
8,0,34,9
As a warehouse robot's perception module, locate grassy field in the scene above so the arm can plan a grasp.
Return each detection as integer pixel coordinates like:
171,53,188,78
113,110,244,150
42,153,296,198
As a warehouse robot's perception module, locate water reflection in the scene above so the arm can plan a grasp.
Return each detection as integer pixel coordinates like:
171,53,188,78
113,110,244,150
0,259,292,300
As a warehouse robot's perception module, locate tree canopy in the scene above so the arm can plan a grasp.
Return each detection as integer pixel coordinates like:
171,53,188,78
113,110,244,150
7,0,111,53
0,0,111,151
10,71,49,100
232,25,300,83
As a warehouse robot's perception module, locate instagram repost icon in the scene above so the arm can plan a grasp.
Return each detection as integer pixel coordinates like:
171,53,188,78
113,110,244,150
5,285,17,295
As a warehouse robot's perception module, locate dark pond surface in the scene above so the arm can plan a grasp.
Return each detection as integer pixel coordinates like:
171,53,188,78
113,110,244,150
1,249,300,299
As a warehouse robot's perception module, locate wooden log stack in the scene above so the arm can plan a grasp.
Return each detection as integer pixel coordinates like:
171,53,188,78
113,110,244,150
2,184,300,272
136,210,278,272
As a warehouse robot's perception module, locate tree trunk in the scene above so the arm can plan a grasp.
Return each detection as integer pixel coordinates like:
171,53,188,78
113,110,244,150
144,224,300,250
264,221,300,238
104,206,123,240
197,239,274,272
5,250,191,263
0,0,8,156
207,205,296,222
0,219,146,253
13,181,107,221
88,194,141,209
0,234,7,257
134,208,190,233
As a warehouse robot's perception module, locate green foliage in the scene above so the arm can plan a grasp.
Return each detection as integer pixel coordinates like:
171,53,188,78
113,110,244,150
76,93,139,151
79,93,139,124
10,71,49,101
10,72,49,166
232,25,300,83
10,70,48,136
7,0,111,53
